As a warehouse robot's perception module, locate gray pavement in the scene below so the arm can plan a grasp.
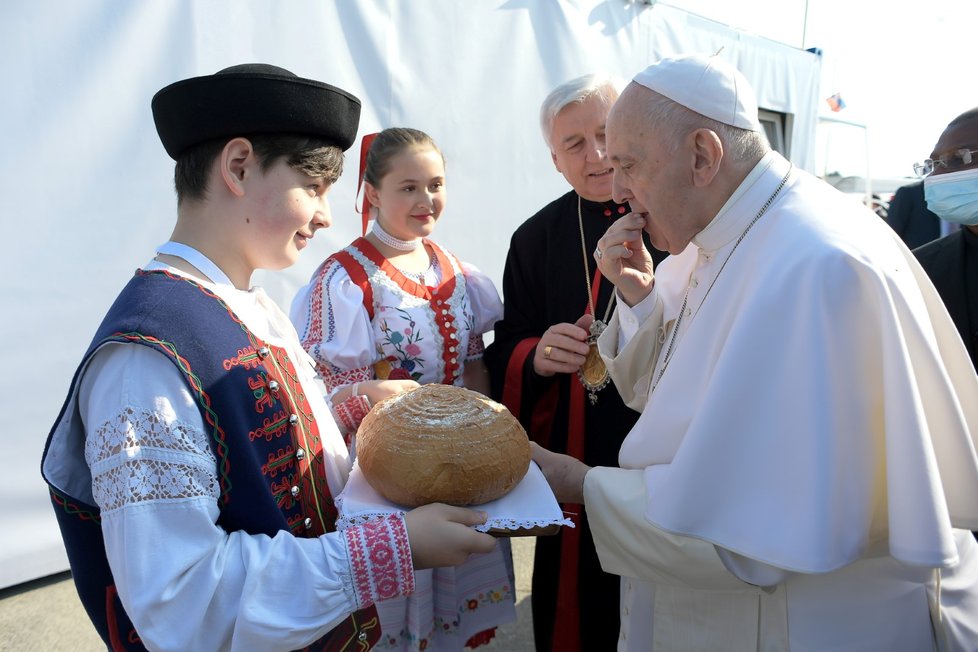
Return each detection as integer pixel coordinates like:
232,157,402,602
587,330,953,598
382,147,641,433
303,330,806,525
0,537,536,651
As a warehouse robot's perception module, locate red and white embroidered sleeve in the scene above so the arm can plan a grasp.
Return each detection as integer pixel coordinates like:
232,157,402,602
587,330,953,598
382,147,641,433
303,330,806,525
344,514,414,608
321,365,372,395
331,394,371,442
322,366,373,439
466,333,486,361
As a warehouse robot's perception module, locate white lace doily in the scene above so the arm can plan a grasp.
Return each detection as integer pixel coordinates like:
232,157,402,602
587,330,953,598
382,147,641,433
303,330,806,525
336,461,574,535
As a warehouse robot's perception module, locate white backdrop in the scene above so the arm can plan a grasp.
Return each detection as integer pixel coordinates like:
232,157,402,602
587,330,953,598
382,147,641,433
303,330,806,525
0,0,820,589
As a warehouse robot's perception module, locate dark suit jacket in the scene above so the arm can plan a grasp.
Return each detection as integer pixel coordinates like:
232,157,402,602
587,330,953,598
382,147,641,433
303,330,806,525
887,181,942,249
914,230,976,369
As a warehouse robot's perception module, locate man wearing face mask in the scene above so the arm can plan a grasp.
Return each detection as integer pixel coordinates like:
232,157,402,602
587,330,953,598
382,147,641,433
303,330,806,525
914,107,978,374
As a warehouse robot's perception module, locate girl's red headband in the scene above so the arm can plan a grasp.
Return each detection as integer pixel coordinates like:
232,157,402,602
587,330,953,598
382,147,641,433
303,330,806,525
355,132,379,236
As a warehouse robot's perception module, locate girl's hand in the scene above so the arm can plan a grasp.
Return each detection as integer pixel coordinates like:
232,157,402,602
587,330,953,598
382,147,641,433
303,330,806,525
359,379,420,406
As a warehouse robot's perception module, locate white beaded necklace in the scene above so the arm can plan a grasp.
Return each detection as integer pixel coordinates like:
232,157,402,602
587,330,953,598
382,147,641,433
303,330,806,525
371,220,421,251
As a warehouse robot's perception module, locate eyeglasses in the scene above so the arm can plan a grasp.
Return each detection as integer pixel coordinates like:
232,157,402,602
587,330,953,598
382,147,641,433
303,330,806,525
913,148,978,176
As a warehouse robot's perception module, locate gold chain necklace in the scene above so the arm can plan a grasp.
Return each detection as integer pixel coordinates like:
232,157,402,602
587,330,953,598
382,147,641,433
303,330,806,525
576,195,616,404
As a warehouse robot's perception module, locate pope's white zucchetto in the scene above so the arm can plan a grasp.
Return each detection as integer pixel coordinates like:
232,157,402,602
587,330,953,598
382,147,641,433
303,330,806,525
632,54,762,132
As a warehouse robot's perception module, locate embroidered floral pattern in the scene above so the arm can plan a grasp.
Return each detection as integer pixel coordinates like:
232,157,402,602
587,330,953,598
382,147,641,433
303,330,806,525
370,585,514,651
375,308,426,381
346,514,414,608
222,345,264,371
248,410,292,443
459,586,513,612
247,372,274,413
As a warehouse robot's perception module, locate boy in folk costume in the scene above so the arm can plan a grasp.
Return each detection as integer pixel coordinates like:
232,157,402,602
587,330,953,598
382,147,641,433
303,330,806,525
41,64,496,651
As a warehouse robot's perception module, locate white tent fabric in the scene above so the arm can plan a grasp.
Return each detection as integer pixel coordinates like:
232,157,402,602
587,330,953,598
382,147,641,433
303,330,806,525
0,0,820,589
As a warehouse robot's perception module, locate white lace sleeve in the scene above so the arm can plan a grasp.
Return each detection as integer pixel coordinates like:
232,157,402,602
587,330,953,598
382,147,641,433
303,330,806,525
85,405,220,511
77,343,367,652
80,343,220,512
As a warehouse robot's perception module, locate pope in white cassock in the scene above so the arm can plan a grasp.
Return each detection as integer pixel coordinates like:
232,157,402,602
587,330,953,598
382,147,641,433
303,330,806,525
530,54,978,651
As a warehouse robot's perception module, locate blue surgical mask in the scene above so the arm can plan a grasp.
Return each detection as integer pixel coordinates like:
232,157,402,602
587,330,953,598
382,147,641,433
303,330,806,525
923,167,978,225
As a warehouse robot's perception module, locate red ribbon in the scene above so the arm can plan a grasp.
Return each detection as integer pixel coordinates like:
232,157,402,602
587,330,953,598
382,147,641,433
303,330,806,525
549,370,587,652
551,265,603,652
502,339,539,419
356,132,379,236
501,266,605,652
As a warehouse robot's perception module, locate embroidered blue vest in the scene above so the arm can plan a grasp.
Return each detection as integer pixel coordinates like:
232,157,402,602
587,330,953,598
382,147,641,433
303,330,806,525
41,270,379,651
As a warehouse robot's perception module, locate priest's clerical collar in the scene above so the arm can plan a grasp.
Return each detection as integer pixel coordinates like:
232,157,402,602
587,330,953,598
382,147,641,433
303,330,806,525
580,195,629,219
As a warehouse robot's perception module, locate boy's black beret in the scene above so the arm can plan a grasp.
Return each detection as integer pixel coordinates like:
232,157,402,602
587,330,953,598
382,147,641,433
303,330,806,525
151,63,361,159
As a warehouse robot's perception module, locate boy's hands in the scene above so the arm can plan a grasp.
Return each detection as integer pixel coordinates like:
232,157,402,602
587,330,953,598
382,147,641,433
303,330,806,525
404,504,497,569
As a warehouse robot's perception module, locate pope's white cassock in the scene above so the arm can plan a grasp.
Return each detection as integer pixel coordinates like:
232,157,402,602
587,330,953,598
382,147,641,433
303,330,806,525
592,151,978,651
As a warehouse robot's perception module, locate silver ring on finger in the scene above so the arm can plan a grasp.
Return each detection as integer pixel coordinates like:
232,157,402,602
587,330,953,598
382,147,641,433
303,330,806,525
594,248,603,260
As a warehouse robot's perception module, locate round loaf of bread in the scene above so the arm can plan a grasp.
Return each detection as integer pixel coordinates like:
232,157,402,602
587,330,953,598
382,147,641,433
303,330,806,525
356,384,530,507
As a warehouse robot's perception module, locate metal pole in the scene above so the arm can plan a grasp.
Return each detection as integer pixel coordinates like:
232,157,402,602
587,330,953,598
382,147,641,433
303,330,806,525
802,0,810,48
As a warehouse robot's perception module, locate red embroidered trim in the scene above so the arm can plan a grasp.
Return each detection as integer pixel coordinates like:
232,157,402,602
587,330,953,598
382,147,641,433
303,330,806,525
222,338,341,536
332,394,371,441
50,487,100,523
302,260,331,365
551,377,586,652
351,238,457,302
105,584,124,652
321,366,372,395
248,409,291,443
466,334,486,360
247,374,275,414
261,445,297,478
346,514,414,608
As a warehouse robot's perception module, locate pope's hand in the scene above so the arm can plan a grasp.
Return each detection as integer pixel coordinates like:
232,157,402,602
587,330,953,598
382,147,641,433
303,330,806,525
530,441,590,505
404,503,497,569
595,212,655,307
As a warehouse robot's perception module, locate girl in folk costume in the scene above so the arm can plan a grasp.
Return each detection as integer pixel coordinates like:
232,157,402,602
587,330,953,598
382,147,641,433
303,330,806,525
290,127,514,651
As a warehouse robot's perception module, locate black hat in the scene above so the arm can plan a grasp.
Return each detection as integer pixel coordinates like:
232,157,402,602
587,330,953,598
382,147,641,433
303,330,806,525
151,63,362,159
